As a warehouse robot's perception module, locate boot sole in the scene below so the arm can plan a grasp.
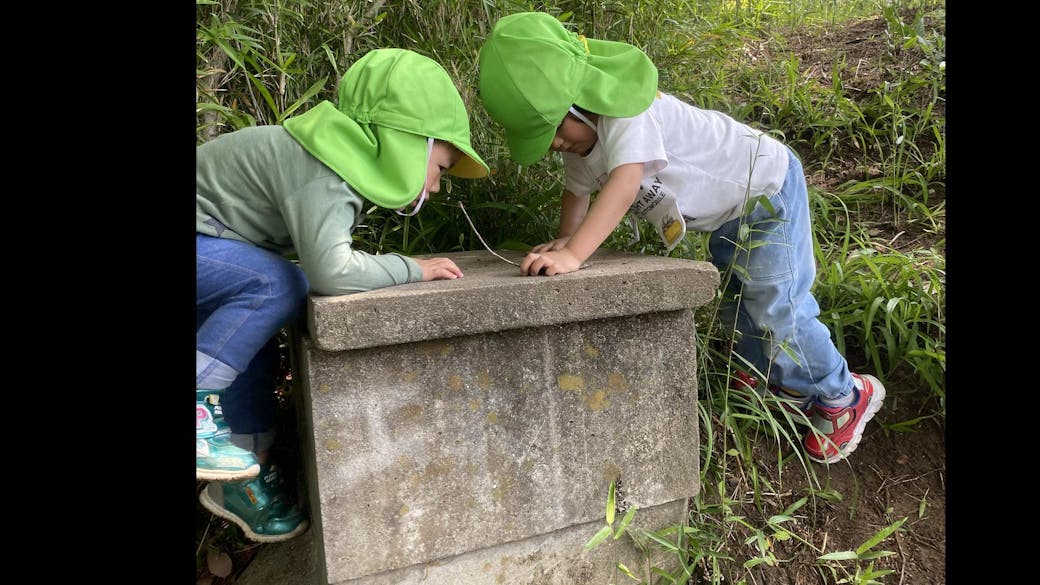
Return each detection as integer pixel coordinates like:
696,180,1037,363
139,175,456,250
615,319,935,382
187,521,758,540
198,483,310,543
196,463,262,482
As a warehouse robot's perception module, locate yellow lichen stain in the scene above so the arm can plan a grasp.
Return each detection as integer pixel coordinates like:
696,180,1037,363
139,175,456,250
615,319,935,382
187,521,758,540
583,344,600,358
318,383,331,395
417,340,455,357
486,412,499,424
469,398,482,411
521,457,535,473
403,371,418,383
324,438,342,452
496,555,513,582
399,504,409,516
394,404,423,422
607,372,629,393
558,374,584,392
424,458,456,479
476,371,492,390
482,562,492,573
448,375,464,392
491,473,514,502
601,462,622,483
408,472,421,487
584,389,611,411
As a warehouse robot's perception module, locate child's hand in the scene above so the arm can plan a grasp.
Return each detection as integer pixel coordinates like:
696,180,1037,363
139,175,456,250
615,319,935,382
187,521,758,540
530,237,572,253
415,257,464,281
520,249,582,276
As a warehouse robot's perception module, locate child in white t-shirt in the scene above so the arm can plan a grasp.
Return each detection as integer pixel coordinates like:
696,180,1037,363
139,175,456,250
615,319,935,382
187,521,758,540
478,11,885,464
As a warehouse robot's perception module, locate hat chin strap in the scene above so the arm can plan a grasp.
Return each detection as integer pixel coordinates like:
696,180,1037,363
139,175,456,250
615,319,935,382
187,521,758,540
568,106,597,130
396,137,435,217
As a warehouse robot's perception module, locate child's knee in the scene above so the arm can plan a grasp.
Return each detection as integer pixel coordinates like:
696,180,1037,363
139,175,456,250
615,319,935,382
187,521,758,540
268,262,310,303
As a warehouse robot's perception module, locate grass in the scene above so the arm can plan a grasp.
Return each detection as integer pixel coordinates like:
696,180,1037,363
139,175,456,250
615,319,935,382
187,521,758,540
196,0,945,582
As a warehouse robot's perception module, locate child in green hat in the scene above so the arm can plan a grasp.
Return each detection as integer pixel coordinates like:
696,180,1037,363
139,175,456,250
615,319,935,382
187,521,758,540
196,48,489,541
478,12,884,465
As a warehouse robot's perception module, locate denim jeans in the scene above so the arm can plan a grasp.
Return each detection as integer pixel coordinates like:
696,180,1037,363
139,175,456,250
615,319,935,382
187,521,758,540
196,234,309,436
709,149,853,400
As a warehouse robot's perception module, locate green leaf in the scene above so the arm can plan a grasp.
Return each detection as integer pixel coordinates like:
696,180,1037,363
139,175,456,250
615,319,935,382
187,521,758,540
744,557,770,569
617,562,638,580
279,77,329,122
642,529,679,552
818,551,859,561
858,550,897,560
855,517,906,555
614,507,637,539
584,525,613,550
606,481,616,525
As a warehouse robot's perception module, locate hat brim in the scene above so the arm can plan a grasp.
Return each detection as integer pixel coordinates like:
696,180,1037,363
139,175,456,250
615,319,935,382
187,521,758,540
446,143,490,178
504,124,557,167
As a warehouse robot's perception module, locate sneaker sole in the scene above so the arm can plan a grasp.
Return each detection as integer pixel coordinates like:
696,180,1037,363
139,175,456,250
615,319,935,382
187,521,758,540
808,374,886,464
196,463,262,482
198,483,310,543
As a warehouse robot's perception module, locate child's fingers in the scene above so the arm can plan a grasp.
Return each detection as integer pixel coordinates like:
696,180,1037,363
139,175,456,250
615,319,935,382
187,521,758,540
417,257,464,280
433,258,463,279
520,252,545,276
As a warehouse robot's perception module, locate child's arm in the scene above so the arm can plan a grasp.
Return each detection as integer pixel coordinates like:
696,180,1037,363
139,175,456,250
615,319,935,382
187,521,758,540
530,189,590,253
521,162,644,276
285,176,465,294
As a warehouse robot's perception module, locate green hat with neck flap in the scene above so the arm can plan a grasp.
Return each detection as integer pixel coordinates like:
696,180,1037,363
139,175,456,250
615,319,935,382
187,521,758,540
284,48,489,209
478,12,658,165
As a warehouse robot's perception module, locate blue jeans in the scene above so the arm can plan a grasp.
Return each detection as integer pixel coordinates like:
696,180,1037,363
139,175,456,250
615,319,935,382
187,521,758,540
196,234,309,436
709,150,853,400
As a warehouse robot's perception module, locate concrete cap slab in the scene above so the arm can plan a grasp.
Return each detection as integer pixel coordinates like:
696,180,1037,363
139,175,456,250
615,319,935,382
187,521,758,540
307,249,719,352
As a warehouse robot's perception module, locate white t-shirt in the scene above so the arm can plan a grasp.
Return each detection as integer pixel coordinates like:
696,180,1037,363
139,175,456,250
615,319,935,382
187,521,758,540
562,92,790,233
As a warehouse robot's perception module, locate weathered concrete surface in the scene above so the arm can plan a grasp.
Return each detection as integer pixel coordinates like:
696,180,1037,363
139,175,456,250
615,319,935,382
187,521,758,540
239,499,687,585
239,249,719,585
307,249,720,352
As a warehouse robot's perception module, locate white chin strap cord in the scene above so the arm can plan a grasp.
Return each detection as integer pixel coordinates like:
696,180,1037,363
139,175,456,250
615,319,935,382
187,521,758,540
568,106,597,130
396,137,435,217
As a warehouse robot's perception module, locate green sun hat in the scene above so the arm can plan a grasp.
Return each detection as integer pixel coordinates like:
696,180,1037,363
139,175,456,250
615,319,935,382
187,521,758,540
478,12,658,166
284,48,489,209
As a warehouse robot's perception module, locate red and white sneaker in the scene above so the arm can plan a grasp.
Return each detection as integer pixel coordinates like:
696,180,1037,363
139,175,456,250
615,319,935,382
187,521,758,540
731,371,813,419
805,373,886,464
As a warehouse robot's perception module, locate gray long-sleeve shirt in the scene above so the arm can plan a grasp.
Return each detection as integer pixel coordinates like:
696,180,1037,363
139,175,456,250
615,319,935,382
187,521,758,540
196,125,422,295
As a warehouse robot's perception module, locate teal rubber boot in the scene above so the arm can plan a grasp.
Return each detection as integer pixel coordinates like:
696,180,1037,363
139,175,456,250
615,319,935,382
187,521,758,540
197,389,261,481
198,463,310,543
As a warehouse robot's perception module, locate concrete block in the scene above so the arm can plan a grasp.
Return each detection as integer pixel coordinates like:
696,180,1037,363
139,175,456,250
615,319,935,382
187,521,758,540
238,249,719,585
